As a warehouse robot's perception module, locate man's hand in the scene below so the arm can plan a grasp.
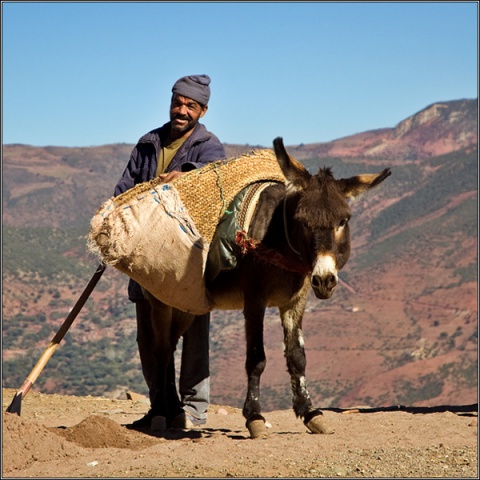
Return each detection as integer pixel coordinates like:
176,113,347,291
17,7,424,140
158,171,186,183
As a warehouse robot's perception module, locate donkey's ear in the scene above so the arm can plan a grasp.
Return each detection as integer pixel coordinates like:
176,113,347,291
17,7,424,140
340,168,391,200
273,137,311,191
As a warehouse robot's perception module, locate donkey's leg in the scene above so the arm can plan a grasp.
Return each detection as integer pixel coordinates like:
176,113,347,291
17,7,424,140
279,295,333,434
242,300,268,439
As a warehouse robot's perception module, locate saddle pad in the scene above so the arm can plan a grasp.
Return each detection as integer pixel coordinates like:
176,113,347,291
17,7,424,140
206,181,279,282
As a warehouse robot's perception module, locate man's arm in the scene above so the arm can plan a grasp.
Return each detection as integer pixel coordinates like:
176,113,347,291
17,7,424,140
113,146,141,196
182,139,226,171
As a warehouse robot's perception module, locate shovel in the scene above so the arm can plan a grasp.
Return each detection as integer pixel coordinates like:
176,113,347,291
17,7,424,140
5,262,106,415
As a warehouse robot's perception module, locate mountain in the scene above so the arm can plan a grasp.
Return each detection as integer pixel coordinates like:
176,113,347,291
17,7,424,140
2,98,477,411
288,98,477,161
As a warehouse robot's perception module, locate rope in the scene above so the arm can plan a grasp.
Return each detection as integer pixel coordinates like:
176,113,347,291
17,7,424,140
212,162,232,216
283,197,301,256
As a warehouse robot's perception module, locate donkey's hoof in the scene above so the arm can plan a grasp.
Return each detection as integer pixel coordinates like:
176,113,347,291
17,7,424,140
246,417,268,439
151,415,167,434
305,414,334,434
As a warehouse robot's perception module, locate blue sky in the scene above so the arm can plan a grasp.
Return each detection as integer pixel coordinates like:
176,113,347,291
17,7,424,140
2,1,478,148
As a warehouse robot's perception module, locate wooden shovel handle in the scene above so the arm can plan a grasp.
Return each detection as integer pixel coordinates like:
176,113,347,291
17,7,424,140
6,263,106,411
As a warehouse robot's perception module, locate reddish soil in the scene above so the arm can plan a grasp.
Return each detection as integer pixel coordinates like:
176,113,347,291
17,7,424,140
2,388,477,478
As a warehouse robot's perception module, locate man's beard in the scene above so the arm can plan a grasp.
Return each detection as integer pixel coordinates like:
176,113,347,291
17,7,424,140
170,114,197,136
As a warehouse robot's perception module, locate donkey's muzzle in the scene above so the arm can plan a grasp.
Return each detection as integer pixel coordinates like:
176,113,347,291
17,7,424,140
311,273,337,299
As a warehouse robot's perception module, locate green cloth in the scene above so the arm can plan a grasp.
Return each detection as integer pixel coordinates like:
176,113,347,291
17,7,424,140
206,186,249,282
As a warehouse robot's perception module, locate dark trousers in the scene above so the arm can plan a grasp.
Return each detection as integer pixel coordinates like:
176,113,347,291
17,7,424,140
135,298,210,420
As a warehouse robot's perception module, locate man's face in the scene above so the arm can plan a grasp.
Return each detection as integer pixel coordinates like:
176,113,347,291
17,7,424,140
169,94,207,138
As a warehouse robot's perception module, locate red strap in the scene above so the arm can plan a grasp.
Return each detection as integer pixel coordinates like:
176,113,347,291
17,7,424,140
235,230,310,274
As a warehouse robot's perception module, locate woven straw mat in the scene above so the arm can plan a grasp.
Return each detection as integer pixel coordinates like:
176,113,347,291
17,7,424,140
112,148,286,243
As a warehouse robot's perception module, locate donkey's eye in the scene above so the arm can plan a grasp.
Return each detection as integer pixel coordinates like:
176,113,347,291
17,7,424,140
338,218,349,228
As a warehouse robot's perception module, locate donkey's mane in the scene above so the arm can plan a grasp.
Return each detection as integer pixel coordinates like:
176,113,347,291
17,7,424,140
310,167,336,190
317,166,334,177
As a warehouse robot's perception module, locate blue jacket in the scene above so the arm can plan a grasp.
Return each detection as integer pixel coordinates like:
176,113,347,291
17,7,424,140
115,122,226,196
114,121,226,301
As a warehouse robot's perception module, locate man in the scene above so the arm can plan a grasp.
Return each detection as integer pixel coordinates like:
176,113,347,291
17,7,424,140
114,75,226,428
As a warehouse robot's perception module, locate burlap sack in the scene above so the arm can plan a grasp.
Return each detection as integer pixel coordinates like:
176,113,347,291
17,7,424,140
87,149,286,314
89,183,211,313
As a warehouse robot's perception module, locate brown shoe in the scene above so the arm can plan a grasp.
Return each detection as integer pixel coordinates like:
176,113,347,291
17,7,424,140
170,411,205,428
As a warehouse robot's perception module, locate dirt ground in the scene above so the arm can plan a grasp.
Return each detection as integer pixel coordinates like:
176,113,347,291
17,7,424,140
2,388,478,478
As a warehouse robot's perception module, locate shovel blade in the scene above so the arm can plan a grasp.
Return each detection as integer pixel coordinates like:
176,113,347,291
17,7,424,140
6,392,22,416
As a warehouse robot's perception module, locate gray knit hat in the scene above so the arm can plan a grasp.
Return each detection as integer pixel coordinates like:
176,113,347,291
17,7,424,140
172,74,211,105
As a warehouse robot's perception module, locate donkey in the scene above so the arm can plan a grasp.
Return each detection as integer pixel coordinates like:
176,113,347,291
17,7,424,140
137,137,391,438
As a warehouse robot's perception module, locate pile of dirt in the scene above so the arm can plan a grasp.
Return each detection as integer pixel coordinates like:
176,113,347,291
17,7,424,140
3,412,81,473
53,415,157,450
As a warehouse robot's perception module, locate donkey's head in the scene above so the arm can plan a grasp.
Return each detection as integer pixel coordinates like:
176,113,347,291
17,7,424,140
273,137,391,299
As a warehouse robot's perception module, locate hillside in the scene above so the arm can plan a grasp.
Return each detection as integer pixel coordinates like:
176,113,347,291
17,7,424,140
2,98,478,412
